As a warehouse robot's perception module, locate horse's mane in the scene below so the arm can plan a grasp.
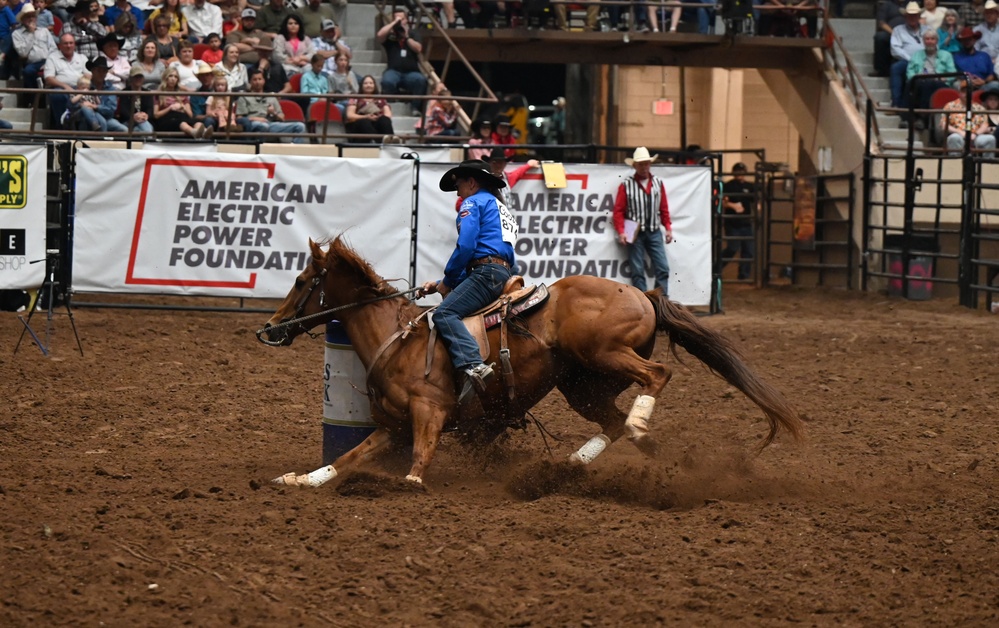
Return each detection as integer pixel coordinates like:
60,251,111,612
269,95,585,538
320,235,400,298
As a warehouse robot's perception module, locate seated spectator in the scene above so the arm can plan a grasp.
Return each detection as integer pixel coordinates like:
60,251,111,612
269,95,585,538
491,114,516,158
235,68,307,143
974,0,999,60
758,0,817,38
221,6,241,38
423,82,459,137
97,33,130,86
43,32,88,127
0,96,11,130
903,30,955,129
299,0,335,39
152,66,210,138
12,4,56,91
214,42,247,91
148,16,180,63
251,41,291,94
890,3,927,108
148,0,188,40
169,39,201,90
554,1,599,31
961,0,986,29
63,0,107,61
273,13,314,76
466,117,492,160
377,9,426,113
204,74,240,133
314,17,350,73
327,50,356,116
67,74,100,129
183,0,223,43
32,0,54,33
188,59,214,118
200,32,223,65
103,0,144,33
116,65,154,134
938,9,961,54
300,53,330,106
114,12,143,62
942,89,995,155
873,0,908,77
921,0,946,30
344,73,394,143
226,8,273,65
982,87,999,144
83,56,131,132
132,39,166,90
954,27,999,92
456,0,497,29
255,0,291,34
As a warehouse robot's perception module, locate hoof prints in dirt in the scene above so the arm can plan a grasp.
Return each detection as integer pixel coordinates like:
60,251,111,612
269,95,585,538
506,460,677,510
335,472,428,498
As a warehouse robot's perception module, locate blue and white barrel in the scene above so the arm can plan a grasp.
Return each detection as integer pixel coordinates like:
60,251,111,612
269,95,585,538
322,321,377,465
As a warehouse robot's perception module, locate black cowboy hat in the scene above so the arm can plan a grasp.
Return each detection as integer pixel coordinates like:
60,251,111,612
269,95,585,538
98,33,125,49
487,147,508,162
86,56,110,71
439,159,506,192
73,0,95,13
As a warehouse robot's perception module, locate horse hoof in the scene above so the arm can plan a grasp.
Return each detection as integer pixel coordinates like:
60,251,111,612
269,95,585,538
405,474,423,484
273,472,308,487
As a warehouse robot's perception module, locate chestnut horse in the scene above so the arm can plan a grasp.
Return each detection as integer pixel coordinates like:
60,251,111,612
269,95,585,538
259,237,803,487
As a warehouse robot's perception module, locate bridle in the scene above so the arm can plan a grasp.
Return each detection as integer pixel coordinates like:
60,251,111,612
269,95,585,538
255,267,423,346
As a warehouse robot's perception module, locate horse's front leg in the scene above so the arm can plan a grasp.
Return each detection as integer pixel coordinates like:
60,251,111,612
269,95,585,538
404,396,450,484
274,428,393,488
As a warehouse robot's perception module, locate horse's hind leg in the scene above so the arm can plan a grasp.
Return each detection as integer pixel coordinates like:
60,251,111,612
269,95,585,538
274,428,393,488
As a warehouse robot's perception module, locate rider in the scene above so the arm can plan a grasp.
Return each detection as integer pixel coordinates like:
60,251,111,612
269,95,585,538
420,159,517,399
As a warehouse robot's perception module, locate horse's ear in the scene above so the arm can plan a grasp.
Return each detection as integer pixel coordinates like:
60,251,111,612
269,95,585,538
308,239,325,268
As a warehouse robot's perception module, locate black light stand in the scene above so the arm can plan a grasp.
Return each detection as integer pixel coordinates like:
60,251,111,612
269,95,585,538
13,249,83,357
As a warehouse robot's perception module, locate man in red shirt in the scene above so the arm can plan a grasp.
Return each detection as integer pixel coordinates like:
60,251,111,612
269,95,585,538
613,147,673,294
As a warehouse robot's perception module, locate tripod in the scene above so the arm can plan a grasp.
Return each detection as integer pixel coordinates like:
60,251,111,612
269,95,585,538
14,249,83,357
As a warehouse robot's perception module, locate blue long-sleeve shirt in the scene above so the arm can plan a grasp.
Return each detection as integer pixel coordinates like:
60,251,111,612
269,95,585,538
441,189,516,289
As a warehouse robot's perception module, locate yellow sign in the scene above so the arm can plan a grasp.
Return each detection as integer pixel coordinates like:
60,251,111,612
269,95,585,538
0,155,27,209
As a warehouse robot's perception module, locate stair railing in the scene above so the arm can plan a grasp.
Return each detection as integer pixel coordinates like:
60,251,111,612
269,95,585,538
822,20,883,149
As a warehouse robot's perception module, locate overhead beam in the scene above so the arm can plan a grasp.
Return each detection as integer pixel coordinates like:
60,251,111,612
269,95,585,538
424,31,821,70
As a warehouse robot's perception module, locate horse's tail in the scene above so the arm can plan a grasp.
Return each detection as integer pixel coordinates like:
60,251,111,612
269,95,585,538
646,289,805,450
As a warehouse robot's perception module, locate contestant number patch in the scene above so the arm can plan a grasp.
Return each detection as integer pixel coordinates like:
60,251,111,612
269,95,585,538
0,156,27,209
498,200,518,245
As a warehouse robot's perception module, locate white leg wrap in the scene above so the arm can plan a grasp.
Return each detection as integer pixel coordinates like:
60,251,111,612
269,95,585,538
568,433,612,465
624,395,656,441
272,465,337,488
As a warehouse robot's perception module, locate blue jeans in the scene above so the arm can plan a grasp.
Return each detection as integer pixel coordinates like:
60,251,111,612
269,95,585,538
890,59,909,107
239,119,308,143
628,229,670,293
433,263,511,369
381,69,427,100
75,107,108,131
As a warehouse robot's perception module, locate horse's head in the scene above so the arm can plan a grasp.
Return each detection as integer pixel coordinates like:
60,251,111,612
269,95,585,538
258,239,330,346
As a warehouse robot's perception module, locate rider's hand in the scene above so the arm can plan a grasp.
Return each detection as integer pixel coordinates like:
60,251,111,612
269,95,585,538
418,280,438,297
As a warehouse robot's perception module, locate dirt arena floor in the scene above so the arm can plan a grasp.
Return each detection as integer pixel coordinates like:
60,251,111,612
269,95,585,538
2,285,997,626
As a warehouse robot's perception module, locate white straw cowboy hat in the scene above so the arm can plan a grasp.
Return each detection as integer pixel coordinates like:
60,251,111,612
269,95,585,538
986,0,999,10
17,4,37,21
903,1,921,14
439,159,507,192
625,146,659,166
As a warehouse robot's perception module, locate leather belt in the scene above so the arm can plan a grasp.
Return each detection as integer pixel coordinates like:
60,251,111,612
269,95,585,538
468,255,510,271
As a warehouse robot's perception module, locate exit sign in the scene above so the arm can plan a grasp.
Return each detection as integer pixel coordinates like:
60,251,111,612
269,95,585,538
652,100,674,115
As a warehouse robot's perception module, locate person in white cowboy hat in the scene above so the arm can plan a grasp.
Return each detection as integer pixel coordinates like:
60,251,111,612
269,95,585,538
419,159,517,402
889,2,929,108
12,4,56,92
613,147,674,295
973,0,999,59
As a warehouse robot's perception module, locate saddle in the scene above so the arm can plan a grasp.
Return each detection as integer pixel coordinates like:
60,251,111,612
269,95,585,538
427,276,550,401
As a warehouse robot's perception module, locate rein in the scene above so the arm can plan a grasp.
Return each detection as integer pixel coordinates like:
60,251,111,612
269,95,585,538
255,283,424,346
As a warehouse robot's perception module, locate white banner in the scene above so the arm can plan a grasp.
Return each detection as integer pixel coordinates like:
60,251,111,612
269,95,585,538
73,150,415,297
0,145,47,290
416,162,713,306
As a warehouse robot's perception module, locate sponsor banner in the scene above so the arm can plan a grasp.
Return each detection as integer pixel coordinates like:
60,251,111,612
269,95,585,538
416,162,713,306
73,150,414,297
0,145,47,290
